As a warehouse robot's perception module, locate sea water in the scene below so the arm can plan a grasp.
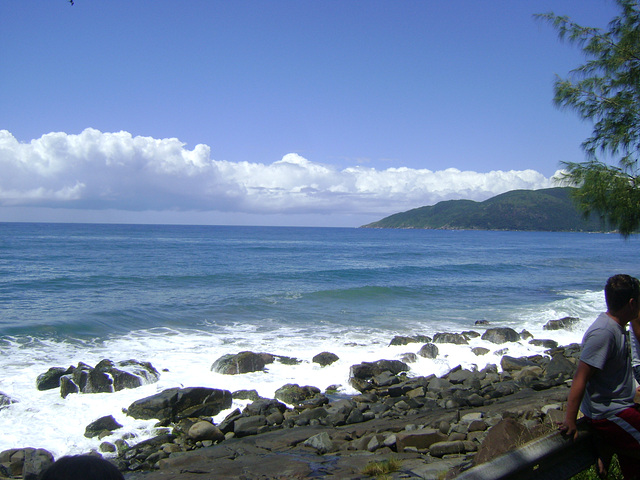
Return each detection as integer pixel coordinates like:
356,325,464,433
1,222,639,458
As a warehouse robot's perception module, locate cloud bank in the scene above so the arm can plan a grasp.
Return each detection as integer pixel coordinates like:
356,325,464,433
0,128,557,218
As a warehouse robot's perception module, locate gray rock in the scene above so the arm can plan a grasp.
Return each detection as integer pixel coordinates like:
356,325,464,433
529,339,558,349
21,448,54,480
126,387,232,422
274,384,321,405
417,343,439,359
433,332,468,345
472,347,490,356
36,367,71,391
187,421,224,442
211,351,267,374
84,415,123,438
312,352,339,366
429,440,465,457
500,355,538,371
543,316,580,331
481,327,520,344
303,432,333,454
234,415,267,437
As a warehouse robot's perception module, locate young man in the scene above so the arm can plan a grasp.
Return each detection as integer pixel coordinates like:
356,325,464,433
561,274,640,479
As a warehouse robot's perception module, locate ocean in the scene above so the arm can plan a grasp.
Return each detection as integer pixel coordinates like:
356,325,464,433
1,222,639,458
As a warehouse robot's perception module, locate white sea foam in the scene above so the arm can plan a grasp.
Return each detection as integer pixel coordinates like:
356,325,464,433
0,289,604,459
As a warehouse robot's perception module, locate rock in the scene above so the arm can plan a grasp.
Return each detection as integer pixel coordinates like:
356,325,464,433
302,432,333,453
211,351,267,374
474,417,534,465
234,415,267,437
274,355,302,365
401,352,419,363
520,330,533,340
84,415,123,438
0,391,16,409
188,421,224,442
529,339,558,349
543,316,580,331
475,320,490,325
36,367,71,391
396,429,447,452
126,387,232,422
21,448,54,480
243,398,288,417
481,327,520,344
433,332,468,345
349,360,409,392
232,389,261,401
472,347,490,356
500,355,537,372
429,440,465,457
274,384,321,405
312,352,339,367
417,343,439,359
59,376,79,398
389,335,419,346
544,353,576,379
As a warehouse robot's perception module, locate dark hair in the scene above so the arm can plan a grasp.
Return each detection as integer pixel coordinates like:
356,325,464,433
605,274,640,313
41,455,124,480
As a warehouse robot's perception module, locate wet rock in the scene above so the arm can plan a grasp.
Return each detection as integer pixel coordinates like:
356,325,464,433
349,360,409,392
274,384,321,405
543,316,580,331
36,367,72,391
0,391,16,409
211,351,267,374
481,327,520,344
472,347,490,356
126,387,232,422
84,415,123,438
312,352,339,367
529,339,558,349
433,332,468,345
232,389,261,401
417,343,439,359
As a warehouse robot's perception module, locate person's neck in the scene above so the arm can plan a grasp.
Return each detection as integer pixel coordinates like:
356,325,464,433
607,311,629,327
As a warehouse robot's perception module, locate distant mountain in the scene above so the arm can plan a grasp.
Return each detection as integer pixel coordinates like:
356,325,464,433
361,187,610,232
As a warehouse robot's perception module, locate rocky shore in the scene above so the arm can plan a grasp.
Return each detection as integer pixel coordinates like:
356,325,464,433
0,322,584,480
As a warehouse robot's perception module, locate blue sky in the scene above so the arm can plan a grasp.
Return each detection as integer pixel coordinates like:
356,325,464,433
0,1,620,227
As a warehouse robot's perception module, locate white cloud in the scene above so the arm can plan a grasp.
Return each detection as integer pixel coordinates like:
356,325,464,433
0,128,556,218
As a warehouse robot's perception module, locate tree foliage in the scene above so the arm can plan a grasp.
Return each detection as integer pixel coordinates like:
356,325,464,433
536,0,640,236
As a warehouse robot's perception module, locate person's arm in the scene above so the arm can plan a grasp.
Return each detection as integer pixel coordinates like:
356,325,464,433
560,360,598,440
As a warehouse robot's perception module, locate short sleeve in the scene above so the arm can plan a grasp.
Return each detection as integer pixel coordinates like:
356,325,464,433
580,327,615,370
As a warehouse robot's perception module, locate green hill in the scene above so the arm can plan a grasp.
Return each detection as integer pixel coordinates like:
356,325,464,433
361,187,610,232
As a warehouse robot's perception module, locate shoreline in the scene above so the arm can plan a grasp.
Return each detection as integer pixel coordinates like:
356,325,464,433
0,322,584,479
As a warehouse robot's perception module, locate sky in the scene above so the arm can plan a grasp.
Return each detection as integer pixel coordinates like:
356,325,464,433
0,0,621,227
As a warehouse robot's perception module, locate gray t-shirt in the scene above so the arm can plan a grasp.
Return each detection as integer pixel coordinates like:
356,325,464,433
579,312,635,419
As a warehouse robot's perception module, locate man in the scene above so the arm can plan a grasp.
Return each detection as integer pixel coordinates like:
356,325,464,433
561,274,640,479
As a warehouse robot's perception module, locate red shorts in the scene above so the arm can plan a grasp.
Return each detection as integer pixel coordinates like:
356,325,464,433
588,405,640,479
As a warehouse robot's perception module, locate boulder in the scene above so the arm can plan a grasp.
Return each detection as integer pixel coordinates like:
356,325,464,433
211,351,267,374
417,343,439,359
481,327,520,344
126,387,232,422
349,360,409,392
312,352,339,367
303,432,333,454
473,417,534,465
19,448,54,480
433,333,468,345
36,367,72,391
187,421,224,442
84,415,123,438
544,353,576,379
529,339,558,349
274,384,321,405
500,355,537,372
389,336,418,346
543,316,580,331
472,347,490,356
0,391,16,409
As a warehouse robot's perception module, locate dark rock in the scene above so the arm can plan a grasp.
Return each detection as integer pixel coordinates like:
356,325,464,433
0,391,16,409
500,355,537,372
243,398,288,417
474,417,534,465
389,335,418,346
84,415,123,438
275,355,302,365
274,384,321,405
481,327,520,344
232,389,262,401
234,415,267,437
211,351,267,374
401,352,419,363
475,320,490,325
21,448,54,480
126,387,232,422
433,332,468,345
349,360,409,392
543,316,580,331
418,343,439,359
544,353,576,379
36,367,72,391
59,376,79,399
312,352,339,366
472,347,490,356
529,339,558,349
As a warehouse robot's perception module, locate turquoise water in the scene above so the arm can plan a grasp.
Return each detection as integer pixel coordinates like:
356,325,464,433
1,222,639,338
